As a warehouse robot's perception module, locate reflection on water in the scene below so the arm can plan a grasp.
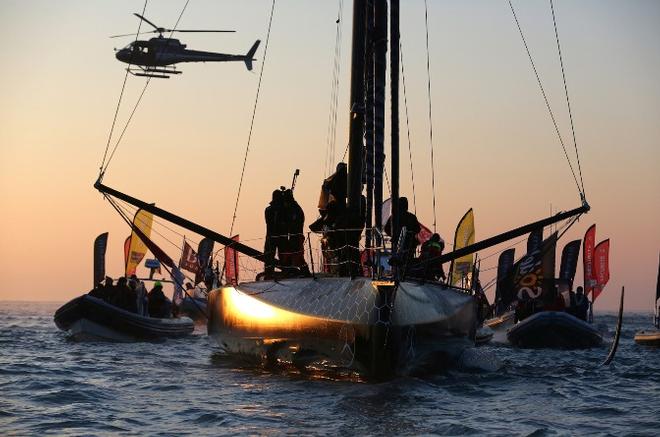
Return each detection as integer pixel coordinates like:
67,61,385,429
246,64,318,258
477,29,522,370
1,301,659,435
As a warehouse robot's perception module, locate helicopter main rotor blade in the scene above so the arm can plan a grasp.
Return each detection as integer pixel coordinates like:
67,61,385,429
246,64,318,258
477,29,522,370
173,30,236,33
133,13,161,31
109,31,156,38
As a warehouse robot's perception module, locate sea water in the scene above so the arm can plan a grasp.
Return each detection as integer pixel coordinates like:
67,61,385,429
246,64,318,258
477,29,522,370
1,301,658,435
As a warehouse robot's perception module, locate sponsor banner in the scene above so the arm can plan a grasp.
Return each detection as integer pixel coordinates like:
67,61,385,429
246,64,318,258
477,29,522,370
495,248,515,307
583,224,597,296
559,240,581,287
451,209,475,287
93,232,109,287
179,240,199,274
513,233,557,302
592,239,610,301
225,235,240,286
125,209,153,277
527,228,543,254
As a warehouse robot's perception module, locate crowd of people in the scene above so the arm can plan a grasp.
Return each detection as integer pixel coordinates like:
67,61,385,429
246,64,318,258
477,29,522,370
88,275,173,318
513,285,590,323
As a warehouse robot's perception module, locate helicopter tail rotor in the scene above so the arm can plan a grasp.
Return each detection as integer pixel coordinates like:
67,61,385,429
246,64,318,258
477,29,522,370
244,40,261,71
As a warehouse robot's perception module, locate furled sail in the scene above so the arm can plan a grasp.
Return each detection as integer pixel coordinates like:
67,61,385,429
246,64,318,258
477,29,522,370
125,209,154,276
93,232,109,287
450,209,475,287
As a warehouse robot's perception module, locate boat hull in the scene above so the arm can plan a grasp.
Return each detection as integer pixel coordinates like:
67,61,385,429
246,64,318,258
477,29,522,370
54,295,194,341
507,311,602,349
207,277,477,379
634,329,660,346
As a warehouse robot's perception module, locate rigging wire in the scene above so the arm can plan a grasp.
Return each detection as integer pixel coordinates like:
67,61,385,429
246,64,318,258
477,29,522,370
508,0,583,199
101,0,192,176
228,0,276,237
400,42,417,215
324,0,345,176
550,0,585,198
423,0,438,232
99,0,149,175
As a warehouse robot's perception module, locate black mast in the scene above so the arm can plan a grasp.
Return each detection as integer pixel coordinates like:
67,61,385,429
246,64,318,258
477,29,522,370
373,0,387,244
390,0,399,254
365,0,375,252
347,0,368,216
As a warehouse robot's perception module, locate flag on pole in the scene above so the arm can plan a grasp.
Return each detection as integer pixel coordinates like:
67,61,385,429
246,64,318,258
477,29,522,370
225,235,240,286
179,240,199,274
583,224,597,296
592,239,610,301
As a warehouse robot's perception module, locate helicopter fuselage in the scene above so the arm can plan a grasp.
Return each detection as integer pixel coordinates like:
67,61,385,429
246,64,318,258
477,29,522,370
115,37,248,67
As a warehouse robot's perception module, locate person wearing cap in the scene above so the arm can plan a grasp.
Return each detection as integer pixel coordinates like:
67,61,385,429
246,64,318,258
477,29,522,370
148,281,172,318
420,233,447,281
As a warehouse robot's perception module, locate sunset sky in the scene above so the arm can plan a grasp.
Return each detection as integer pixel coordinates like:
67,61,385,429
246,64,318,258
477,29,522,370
1,0,658,311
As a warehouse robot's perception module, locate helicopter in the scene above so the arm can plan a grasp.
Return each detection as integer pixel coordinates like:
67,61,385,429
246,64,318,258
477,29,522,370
112,13,261,78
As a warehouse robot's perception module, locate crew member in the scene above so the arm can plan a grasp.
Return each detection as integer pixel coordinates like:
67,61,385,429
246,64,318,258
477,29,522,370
420,233,446,281
264,189,285,276
574,286,589,321
282,189,309,274
385,197,421,262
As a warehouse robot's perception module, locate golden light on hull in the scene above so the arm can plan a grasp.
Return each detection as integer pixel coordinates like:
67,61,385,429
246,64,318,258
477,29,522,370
219,286,332,332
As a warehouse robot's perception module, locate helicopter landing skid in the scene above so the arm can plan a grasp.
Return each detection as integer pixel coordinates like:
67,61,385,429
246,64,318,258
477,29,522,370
127,66,182,79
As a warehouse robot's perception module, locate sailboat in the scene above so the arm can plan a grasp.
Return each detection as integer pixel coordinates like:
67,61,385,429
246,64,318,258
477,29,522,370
93,0,590,378
634,254,660,346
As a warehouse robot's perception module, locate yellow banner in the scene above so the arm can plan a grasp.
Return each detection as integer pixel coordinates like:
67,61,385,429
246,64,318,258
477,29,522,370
125,209,153,276
451,209,475,287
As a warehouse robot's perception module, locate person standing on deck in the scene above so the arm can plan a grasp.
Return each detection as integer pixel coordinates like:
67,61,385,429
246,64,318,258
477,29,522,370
264,189,285,276
282,189,309,274
420,233,446,281
385,197,421,263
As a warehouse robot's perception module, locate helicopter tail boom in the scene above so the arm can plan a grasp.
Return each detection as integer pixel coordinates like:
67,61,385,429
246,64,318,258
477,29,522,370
244,40,261,71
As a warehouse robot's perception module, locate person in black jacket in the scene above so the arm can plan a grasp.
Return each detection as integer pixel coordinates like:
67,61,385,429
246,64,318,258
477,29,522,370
148,282,172,318
264,189,285,276
385,197,421,262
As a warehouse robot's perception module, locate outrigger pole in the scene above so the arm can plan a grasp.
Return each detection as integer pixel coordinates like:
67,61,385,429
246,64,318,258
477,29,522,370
437,201,590,265
94,179,267,263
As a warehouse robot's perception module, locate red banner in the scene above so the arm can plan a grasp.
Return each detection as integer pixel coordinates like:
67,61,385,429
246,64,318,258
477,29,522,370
416,223,434,245
583,224,596,296
225,235,240,286
179,240,199,274
592,239,610,301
